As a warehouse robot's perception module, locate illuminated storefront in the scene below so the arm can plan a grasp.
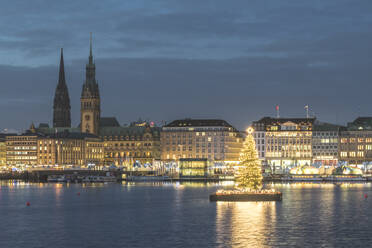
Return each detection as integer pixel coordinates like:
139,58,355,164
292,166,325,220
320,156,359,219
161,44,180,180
265,119,314,173
312,122,341,166
179,158,208,178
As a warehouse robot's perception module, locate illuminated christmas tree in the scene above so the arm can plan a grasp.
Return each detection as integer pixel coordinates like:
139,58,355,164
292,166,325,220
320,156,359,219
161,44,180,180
235,127,263,190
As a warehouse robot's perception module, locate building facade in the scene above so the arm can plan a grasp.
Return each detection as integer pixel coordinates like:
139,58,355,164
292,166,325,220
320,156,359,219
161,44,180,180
179,158,208,178
5,126,104,168
37,131,104,167
338,117,372,165
100,121,161,166
253,117,315,173
161,119,243,162
251,120,266,160
0,134,7,168
312,122,341,166
6,132,38,167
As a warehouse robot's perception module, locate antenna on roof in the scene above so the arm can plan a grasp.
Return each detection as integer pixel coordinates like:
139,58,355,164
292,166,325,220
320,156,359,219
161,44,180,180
305,105,309,118
275,105,280,118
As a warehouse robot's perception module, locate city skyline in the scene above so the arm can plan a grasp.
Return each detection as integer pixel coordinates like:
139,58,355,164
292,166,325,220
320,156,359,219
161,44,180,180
2,2,372,248
1,0,372,131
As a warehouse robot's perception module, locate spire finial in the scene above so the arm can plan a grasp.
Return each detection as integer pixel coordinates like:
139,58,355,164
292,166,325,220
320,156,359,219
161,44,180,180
60,47,64,64
59,47,65,84
89,32,93,64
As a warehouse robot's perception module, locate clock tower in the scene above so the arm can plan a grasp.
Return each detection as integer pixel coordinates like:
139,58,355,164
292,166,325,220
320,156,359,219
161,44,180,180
81,33,100,135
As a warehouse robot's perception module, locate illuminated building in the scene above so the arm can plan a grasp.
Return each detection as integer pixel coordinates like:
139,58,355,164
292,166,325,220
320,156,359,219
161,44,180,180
312,122,342,166
161,119,243,162
254,117,315,173
101,121,161,165
27,120,160,167
6,125,104,168
251,120,266,160
0,134,8,167
37,131,104,167
6,130,38,167
338,117,372,165
179,158,208,177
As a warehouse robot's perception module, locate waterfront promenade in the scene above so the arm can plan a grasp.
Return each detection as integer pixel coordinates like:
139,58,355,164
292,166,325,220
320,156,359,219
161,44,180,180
1,169,372,183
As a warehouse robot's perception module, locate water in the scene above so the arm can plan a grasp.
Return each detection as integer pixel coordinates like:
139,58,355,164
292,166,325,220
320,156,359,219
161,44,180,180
0,181,371,248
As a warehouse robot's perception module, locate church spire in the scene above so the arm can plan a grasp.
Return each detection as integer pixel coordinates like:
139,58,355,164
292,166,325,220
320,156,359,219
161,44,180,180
89,32,93,64
82,33,99,97
59,48,65,85
53,48,71,128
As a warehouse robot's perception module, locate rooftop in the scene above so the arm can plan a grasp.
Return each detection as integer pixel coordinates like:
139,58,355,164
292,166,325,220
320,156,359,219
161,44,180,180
100,117,120,127
99,126,161,137
313,121,344,131
164,119,234,128
253,117,317,126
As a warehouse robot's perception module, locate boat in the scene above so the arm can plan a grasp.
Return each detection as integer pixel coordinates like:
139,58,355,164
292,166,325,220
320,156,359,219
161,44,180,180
47,175,67,182
82,175,117,183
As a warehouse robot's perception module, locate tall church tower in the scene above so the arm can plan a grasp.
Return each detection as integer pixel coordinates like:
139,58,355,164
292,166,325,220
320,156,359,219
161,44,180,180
80,33,100,135
53,48,71,128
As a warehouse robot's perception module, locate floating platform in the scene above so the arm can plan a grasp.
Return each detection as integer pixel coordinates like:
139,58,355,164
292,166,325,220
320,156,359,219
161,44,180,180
209,192,282,202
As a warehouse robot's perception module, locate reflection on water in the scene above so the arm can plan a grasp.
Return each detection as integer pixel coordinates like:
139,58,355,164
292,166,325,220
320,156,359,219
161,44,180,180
0,181,371,247
216,201,276,248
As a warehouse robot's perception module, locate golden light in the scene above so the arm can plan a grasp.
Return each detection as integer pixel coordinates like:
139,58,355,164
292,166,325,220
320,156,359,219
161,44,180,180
246,127,254,134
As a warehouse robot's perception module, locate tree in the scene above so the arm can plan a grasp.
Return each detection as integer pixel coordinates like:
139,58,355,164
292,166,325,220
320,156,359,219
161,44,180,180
235,129,263,190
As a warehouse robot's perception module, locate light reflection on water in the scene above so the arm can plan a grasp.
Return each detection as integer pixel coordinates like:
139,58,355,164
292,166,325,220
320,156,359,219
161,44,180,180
0,181,371,247
216,201,276,248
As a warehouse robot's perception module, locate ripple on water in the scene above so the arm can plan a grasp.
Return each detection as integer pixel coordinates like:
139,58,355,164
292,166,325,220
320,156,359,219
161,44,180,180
0,182,371,248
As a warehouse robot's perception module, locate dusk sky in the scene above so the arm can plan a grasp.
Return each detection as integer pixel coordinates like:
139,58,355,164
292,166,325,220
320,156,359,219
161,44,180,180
1,0,372,131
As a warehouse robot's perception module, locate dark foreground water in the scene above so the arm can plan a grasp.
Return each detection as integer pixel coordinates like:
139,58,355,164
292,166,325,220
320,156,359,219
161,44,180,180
0,181,371,248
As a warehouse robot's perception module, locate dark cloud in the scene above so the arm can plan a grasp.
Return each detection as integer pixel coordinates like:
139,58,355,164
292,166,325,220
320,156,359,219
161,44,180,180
0,0,371,131
1,51,372,131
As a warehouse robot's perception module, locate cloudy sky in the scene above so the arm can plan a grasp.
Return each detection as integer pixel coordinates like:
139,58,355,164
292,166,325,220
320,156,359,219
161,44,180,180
0,0,371,131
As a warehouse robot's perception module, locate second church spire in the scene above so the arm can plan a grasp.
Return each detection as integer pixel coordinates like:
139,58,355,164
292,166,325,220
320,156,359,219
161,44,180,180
53,48,71,128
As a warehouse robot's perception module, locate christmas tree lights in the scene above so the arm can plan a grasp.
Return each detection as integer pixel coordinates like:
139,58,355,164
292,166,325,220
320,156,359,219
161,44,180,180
235,127,263,190
209,127,282,201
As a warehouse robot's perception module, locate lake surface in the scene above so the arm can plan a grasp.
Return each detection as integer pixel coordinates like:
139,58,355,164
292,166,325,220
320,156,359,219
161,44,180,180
0,181,371,248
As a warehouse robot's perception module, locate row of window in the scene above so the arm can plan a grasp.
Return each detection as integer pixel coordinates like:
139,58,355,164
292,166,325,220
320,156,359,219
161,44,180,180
313,132,337,137
340,151,365,157
266,139,311,144
313,145,337,149
165,154,224,160
105,142,152,147
341,138,372,143
313,152,338,156
266,152,312,158
10,146,37,150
